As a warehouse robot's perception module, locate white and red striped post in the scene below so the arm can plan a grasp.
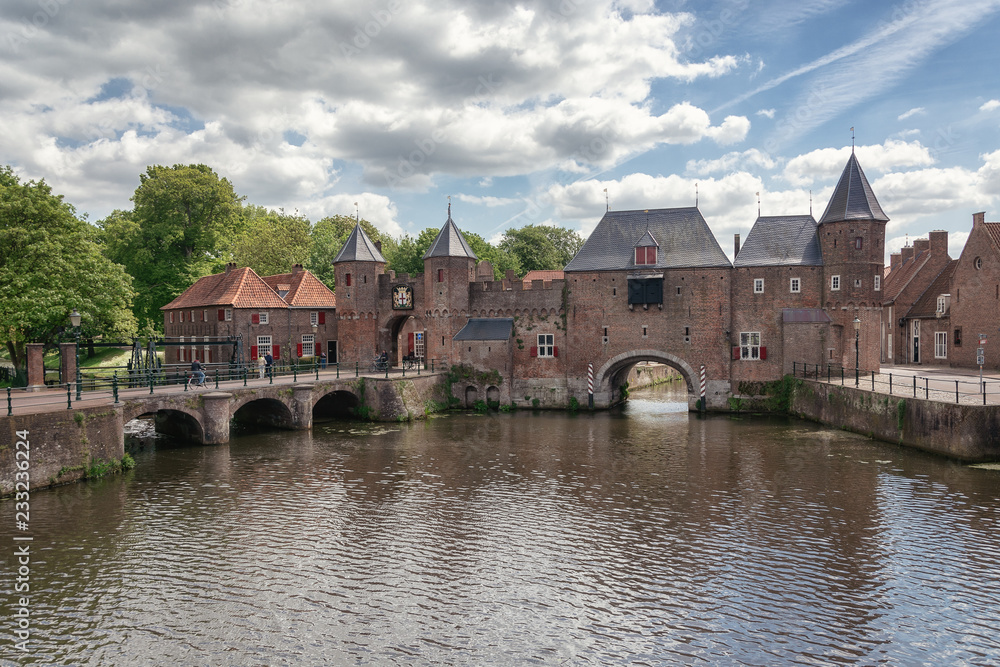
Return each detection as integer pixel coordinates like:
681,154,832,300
699,365,706,411
588,363,594,409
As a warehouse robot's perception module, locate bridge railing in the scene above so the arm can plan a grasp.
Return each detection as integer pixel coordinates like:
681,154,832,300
791,362,1000,405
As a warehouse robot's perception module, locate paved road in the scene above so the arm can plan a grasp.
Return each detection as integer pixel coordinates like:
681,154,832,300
2,366,435,416
806,364,1000,406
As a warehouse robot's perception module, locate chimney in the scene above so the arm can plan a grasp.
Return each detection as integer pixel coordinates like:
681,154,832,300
890,252,902,271
292,263,303,274
374,240,382,253
901,245,914,264
225,262,237,275
928,230,949,258
973,211,986,228
913,238,930,256
734,233,741,258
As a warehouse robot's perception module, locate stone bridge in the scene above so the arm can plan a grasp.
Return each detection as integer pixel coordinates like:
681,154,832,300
1,374,443,496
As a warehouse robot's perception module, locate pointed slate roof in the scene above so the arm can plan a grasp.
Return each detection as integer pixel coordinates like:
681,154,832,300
262,267,336,308
635,229,659,247
333,224,386,264
565,207,731,271
819,152,889,224
423,212,477,260
161,266,289,310
734,215,822,267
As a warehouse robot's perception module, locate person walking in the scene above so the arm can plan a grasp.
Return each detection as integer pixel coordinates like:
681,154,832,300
265,352,274,377
257,355,265,379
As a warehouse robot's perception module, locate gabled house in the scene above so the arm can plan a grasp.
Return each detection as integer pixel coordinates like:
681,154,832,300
948,212,1000,369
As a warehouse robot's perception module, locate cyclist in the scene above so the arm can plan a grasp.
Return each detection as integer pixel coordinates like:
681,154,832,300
189,359,206,389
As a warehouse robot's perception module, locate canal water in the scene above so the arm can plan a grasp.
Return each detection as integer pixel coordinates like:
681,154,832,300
4,383,1000,665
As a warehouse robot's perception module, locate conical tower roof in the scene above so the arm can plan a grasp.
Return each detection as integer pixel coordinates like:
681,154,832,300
333,223,386,264
423,206,477,260
819,152,889,224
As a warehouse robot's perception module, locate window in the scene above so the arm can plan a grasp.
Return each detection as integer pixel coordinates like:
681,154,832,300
537,334,555,357
936,296,946,314
854,279,862,288
310,311,318,326
935,332,948,359
642,326,648,338
790,278,800,293
169,312,174,323
438,269,444,282
855,236,863,249
345,273,352,287
190,310,195,322
975,257,982,270
301,334,315,357
627,277,663,305
753,278,764,294
740,332,762,360
831,275,840,291
635,246,657,265
954,327,963,346
259,312,269,325
414,332,424,359
874,275,881,291
180,311,184,323
202,310,208,322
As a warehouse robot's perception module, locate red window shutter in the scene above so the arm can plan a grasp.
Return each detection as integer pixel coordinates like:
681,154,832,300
272,345,280,360
408,332,414,354
250,345,258,359
251,313,260,324
648,247,656,264
760,346,767,360
530,346,537,357
345,273,351,287
635,247,642,264
315,343,322,355
296,343,303,357
553,346,559,357
318,312,325,324
218,309,225,321
732,346,741,360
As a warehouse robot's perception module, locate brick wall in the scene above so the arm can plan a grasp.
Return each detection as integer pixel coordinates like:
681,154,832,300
950,213,1000,370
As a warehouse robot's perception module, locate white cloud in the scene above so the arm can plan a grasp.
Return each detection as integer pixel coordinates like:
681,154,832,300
783,140,936,186
456,194,519,207
299,193,404,237
686,149,776,176
981,99,1000,112
756,108,776,119
897,107,926,120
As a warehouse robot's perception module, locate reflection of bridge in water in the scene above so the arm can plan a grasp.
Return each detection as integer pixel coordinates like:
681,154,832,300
1,370,444,496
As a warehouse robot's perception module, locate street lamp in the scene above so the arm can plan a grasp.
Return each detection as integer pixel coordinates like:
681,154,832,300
853,316,861,387
70,308,82,400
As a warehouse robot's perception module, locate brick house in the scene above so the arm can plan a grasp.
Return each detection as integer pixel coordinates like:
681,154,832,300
948,212,1000,370
161,263,336,366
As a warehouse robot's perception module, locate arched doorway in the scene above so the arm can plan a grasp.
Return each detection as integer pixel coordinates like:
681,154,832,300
594,349,697,408
386,314,426,367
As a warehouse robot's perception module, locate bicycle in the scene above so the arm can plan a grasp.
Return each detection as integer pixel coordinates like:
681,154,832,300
369,358,389,373
187,372,207,390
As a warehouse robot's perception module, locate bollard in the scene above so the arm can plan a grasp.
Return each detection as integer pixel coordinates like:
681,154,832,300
243,368,247,387
113,373,119,403
215,369,219,389
337,362,340,379
149,370,154,394
385,364,389,379
355,361,359,378
67,383,72,409
293,365,297,382
925,377,929,400
269,365,273,384
871,371,875,391
7,387,11,416
956,380,959,404
315,361,319,381
913,376,916,398
889,373,892,395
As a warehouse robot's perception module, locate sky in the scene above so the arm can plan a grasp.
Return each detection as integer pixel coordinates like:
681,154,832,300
3,0,1000,262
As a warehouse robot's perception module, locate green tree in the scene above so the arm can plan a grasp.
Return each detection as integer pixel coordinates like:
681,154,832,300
99,164,243,328
498,224,584,275
0,167,136,369
463,231,521,280
384,227,440,278
307,214,395,289
232,206,311,277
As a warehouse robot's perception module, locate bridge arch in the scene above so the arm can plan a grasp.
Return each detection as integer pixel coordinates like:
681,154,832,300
231,397,295,430
126,408,206,443
594,349,697,401
313,389,363,420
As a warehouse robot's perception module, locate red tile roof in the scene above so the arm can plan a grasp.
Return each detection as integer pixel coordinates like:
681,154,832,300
521,270,564,288
882,249,929,304
907,260,957,318
985,222,1000,251
262,268,336,308
161,267,289,310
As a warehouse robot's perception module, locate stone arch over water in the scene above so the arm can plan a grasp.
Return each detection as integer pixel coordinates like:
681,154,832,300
594,349,696,402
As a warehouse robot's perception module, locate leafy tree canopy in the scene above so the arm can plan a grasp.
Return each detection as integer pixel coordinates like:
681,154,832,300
0,166,136,368
498,223,584,275
99,164,243,328
232,206,311,277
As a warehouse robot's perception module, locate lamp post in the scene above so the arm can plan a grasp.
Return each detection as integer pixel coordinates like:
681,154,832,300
70,309,82,400
853,316,861,387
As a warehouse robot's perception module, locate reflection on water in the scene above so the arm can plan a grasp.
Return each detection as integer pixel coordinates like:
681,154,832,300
4,383,1000,665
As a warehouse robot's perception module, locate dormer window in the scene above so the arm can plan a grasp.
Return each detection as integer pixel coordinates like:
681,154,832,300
635,246,657,265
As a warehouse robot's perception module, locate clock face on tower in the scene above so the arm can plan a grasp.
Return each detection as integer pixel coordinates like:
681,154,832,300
392,284,414,310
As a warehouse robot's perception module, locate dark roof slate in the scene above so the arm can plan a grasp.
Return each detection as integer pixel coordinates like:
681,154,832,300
564,207,731,271
819,152,889,224
882,249,929,305
453,318,513,341
734,215,822,267
333,224,386,264
424,215,477,260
